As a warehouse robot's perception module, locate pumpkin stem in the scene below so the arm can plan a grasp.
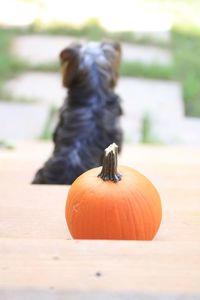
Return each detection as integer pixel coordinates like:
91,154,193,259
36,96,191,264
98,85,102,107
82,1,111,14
98,143,122,182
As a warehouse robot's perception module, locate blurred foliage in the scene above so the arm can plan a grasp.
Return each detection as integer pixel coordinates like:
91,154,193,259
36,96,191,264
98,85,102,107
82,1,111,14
0,20,200,116
171,26,200,116
32,61,59,72
140,113,163,144
0,81,37,103
39,105,58,140
120,61,174,80
140,113,152,144
0,139,15,150
0,29,28,101
0,29,28,80
30,19,106,41
28,18,169,47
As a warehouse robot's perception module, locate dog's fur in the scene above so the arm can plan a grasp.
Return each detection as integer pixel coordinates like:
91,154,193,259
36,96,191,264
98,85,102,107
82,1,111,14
32,41,123,185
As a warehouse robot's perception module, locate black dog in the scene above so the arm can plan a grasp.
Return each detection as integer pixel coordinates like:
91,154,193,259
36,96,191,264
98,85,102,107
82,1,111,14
32,41,123,185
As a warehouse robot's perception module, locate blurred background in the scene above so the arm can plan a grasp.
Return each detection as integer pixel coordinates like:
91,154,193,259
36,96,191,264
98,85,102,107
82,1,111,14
0,0,200,149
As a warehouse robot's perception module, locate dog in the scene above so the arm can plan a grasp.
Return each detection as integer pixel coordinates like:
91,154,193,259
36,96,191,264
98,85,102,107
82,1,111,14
32,41,123,185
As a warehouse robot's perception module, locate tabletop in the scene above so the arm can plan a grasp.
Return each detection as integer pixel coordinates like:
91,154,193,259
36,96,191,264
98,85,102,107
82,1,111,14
0,141,200,299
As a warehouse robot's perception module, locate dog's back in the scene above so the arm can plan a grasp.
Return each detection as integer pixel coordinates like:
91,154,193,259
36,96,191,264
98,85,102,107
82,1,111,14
32,42,123,185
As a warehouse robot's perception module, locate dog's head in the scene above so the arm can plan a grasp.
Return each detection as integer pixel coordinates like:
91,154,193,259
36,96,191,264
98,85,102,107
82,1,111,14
59,41,121,89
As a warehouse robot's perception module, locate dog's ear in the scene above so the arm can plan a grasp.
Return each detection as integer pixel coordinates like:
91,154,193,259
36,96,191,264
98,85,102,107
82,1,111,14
60,42,81,63
110,41,122,73
101,41,121,55
111,42,121,54
60,48,74,62
59,46,80,87
101,41,122,87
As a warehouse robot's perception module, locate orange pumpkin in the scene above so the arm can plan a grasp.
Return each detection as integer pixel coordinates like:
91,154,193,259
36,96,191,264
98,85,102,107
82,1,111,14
66,143,162,240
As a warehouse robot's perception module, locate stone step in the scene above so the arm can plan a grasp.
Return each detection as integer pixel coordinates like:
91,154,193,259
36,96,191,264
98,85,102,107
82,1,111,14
121,42,171,65
5,72,65,106
0,101,48,140
178,118,200,146
117,77,184,143
13,35,83,65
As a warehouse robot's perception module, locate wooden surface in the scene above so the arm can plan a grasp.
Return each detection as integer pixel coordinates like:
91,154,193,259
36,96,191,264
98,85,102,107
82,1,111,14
0,141,200,299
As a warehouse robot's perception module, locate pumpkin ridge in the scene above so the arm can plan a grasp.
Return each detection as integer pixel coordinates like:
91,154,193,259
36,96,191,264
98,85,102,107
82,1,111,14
126,194,137,239
116,192,132,239
134,187,160,239
137,180,162,235
136,189,155,239
143,191,160,236
132,189,147,240
66,185,95,236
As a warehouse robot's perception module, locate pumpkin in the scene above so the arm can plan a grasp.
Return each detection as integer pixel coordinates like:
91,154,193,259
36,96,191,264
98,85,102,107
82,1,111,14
65,143,162,240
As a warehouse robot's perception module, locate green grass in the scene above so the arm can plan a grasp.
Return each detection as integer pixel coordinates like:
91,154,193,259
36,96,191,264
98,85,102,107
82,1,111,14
28,19,108,41
120,61,174,80
0,139,15,150
171,27,200,116
31,61,59,72
28,19,169,47
0,29,29,101
0,81,38,104
29,21,200,117
0,29,28,80
40,105,58,140
1,23,200,117
140,113,163,144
